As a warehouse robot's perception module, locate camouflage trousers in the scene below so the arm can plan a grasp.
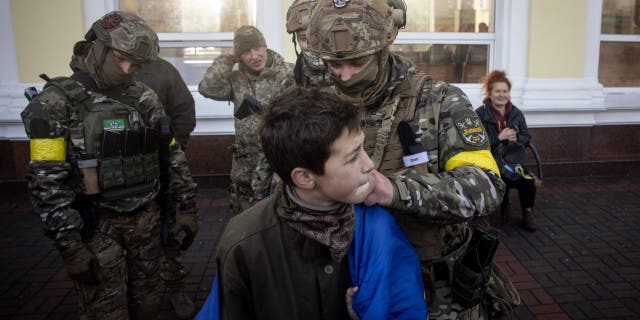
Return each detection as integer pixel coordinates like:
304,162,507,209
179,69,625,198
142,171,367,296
228,146,273,215
75,204,162,320
159,211,188,288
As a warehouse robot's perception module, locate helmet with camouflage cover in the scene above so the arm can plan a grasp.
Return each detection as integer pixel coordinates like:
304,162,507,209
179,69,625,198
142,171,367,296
85,11,159,62
286,0,317,34
307,0,405,61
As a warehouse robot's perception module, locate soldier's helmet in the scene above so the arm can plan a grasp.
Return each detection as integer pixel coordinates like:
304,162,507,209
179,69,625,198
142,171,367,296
286,0,316,34
85,11,159,63
307,0,406,61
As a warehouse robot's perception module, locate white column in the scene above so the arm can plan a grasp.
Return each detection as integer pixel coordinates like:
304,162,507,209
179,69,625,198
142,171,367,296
494,0,529,107
0,0,19,83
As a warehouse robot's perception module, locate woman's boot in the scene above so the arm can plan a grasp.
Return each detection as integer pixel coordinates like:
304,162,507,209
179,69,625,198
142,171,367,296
522,208,538,231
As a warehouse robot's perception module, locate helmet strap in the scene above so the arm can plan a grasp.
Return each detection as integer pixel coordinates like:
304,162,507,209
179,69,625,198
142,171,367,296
291,34,300,56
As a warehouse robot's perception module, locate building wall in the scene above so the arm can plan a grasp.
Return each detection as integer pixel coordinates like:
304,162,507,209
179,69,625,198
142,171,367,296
11,0,84,83
528,0,588,78
1,0,638,191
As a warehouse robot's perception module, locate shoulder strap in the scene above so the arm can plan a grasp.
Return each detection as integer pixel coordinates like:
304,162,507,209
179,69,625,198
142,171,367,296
42,75,92,118
370,72,430,169
397,72,430,122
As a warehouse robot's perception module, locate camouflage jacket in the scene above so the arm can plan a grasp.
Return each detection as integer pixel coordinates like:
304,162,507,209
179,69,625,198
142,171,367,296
361,53,506,258
198,49,294,198
22,56,198,249
294,51,334,88
135,57,196,148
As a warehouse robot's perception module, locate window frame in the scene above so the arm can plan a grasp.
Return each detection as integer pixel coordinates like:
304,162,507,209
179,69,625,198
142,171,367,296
82,0,528,132
585,0,640,112
83,0,283,52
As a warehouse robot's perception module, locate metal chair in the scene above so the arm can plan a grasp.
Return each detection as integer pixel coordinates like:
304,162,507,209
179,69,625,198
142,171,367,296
500,143,543,224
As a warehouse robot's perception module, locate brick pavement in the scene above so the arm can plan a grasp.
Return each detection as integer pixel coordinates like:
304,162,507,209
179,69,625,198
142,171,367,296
0,176,638,319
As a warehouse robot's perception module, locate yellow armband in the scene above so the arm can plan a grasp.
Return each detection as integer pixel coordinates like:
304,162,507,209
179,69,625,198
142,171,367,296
444,150,500,176
30,138,67,161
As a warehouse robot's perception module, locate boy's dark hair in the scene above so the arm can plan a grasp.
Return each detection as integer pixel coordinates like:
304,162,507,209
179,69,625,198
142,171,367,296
259,87,362,185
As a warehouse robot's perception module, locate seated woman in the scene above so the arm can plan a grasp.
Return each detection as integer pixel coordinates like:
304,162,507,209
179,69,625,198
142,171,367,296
475,70,539,231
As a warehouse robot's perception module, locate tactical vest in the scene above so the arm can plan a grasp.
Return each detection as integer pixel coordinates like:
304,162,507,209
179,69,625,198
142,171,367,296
363,72,468,262
44,77,160,201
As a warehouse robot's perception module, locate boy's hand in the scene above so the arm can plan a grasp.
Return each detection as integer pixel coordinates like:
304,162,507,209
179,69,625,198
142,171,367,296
346,286,360,320
363,170,393,207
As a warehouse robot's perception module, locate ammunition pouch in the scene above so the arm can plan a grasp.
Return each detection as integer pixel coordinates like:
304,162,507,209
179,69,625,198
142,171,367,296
40,76,161,202
98,153,158,201
452,225,501,307
420,228,471,302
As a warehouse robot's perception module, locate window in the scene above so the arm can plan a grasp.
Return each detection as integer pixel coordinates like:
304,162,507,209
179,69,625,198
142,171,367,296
119,0,258,86
599,0,640,87
391,0,495,83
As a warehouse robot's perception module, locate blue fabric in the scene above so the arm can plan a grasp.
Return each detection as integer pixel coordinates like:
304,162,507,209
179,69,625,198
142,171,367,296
194,204,428,320
349,204,428,320
194,266,220,320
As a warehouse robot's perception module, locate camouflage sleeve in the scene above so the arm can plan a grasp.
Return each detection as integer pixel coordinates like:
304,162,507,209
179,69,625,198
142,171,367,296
136,83,168,127
250,152,273,201
168,144,198,216
386,83,505,224
139,86,198,215
283,62,296,91
22,91,84,248
198,54,237,101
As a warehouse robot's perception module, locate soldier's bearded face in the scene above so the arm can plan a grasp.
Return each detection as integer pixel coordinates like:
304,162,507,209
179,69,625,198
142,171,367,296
305,129,375,206
240,46,268,72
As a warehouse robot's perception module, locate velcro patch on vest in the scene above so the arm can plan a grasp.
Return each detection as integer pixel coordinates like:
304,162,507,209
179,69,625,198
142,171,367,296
103,119,125,131
454,110,487,147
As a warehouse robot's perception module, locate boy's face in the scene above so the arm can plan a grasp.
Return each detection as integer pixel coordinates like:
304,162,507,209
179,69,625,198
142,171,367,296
310,128,375,206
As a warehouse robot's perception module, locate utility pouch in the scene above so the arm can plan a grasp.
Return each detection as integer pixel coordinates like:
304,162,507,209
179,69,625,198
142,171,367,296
142,127,160,182
452,225,501,307
99,157,125,190
122,155,145,186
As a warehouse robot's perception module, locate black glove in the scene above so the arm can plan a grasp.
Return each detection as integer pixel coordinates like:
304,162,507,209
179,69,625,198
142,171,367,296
60,242,99,283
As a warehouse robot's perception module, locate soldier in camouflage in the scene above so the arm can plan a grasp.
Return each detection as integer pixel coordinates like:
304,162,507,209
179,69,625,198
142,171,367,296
133,57,197,319
198,25,294,215
286,0,333,87
21,11,198,319
308,1,510,319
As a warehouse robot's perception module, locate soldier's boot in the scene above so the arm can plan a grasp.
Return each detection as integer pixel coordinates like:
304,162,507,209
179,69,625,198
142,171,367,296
522,208,538,232
168,288,196,320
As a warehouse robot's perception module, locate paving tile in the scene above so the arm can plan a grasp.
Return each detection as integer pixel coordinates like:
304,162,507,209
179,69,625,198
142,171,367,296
2,177,640,319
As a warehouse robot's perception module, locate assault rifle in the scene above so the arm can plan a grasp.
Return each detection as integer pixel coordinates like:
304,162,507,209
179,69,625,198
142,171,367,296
234,94,264,120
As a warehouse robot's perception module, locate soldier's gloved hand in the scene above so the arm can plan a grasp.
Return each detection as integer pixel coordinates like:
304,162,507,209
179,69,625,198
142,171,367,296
60,242,99,284
171,213,198,251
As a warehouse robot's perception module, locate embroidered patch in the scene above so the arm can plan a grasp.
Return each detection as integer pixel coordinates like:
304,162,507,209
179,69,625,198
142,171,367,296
454,111,487,146
103,119,125,131
101,13,122,29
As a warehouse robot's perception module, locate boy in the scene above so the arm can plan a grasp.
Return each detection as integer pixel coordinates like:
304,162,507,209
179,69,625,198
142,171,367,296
196,87,427,319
